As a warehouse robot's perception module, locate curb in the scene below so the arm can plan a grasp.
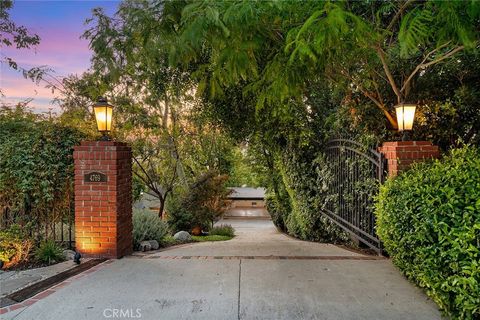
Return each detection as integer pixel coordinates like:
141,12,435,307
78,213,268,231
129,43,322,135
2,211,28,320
0,259,114,315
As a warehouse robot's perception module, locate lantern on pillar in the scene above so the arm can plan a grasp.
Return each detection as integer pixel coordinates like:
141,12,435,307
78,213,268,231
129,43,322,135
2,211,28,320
395,104,416,140
93,97,114,141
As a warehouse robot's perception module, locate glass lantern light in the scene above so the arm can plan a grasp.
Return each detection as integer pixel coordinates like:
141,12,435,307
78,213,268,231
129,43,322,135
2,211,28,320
93,97,114,141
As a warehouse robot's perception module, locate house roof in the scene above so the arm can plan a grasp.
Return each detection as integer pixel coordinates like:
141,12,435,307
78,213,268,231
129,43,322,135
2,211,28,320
228,187,266,200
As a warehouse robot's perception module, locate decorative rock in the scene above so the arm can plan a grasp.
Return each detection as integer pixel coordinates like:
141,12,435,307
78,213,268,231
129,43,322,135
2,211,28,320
139,241,152,252
63,249,76,260
148,240,159,250
173,231,191,242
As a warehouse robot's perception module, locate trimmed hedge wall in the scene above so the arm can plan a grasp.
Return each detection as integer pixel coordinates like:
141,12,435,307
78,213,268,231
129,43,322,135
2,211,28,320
375,146,480,319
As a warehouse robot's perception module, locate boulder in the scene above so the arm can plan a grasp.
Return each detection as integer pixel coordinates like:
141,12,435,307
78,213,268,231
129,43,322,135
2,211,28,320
148,240,160,250
63,249,76,260
139,241,152,252
173,231,191,242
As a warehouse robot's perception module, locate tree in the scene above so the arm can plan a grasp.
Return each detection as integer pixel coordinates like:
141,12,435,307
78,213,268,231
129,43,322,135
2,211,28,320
78,0,249,216
0,0,54,95
287,1,480,128
131,133,180,216
0,0,39,51
172,0,479,129
80,1,192,215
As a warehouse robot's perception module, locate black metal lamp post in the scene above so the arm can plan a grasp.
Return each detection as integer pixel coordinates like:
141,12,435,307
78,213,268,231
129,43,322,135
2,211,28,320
395,103,416,141
93,97,114,141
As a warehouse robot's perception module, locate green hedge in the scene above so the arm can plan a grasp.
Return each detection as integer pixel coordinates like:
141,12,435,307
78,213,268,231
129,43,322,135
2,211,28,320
267,146,351,244
375,146,480,319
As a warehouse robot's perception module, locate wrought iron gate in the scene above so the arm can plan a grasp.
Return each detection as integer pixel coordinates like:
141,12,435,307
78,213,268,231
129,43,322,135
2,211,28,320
322,139,386,253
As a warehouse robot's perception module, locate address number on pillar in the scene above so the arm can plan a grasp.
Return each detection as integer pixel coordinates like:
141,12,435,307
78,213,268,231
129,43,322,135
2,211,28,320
84,172,107,183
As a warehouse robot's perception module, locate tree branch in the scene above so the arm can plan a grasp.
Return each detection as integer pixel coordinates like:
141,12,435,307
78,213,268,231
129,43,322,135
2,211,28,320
386,0,415,32
359,87,398,129
376,46,402,104
133,157,158,191
338,68,398,128
133,169,161,198
401,45,465,95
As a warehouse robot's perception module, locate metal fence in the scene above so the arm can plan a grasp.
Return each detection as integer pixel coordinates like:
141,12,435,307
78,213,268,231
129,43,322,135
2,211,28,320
53,219,75,249
1,207,75,249
322,139,386,253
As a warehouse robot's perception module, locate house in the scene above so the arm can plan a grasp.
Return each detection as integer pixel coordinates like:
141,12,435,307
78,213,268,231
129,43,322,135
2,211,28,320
227,187,266,208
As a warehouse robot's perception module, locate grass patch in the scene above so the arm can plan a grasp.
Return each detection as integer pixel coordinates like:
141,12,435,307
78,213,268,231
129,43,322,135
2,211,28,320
209,224,235,237
160,235,178,247
191,235,233,242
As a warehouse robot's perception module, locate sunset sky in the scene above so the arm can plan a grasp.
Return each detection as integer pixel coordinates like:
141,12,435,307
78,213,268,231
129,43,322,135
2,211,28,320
1,1,118,114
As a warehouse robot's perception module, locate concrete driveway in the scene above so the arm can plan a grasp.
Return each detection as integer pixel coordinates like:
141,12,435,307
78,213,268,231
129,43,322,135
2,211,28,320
2,220,442,320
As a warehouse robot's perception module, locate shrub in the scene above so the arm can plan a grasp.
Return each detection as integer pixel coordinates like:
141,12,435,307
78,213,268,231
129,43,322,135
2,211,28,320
375,146,480,319
209,224,235,237
132,209,169,249
166,194,194,233
0,224,33,269
167,171,232,232
35,240,65,265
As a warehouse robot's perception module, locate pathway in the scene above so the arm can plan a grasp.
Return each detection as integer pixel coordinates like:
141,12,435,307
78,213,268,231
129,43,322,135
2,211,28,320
1,219,442,320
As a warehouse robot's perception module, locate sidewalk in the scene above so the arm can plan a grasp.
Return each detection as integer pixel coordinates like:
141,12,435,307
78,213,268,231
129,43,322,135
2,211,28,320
1,260,79,299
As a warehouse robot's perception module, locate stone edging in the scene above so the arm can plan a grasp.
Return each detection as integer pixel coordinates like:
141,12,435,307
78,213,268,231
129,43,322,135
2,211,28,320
143,255,386,260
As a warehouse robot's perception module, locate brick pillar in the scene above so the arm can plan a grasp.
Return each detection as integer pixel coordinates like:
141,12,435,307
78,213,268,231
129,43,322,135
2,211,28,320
379,141,440,177
73,141,133,259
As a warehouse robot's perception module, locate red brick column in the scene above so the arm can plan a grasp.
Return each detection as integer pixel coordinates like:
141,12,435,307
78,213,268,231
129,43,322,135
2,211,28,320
379,141,440,177
73,141,133,258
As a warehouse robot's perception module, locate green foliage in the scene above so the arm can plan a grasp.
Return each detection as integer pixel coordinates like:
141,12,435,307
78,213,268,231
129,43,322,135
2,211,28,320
209,224,235,237
0,0,43,96
191,235,232,242
265,191,290,232
276,146,351,244
174,0,479,136
225,146,266,188
160,235,178,247
34,240,65,265
132,175,146,203
165,195,193,233
0,0,40,49
410,51,480,149
167,171,232,232
132,209,169,249
0,224,34,269
0,106,85,234
375,146,480,319
287,0,479,121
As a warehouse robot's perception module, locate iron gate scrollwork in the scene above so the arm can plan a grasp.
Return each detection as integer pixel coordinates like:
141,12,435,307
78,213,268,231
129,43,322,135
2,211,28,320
322,139,386,253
